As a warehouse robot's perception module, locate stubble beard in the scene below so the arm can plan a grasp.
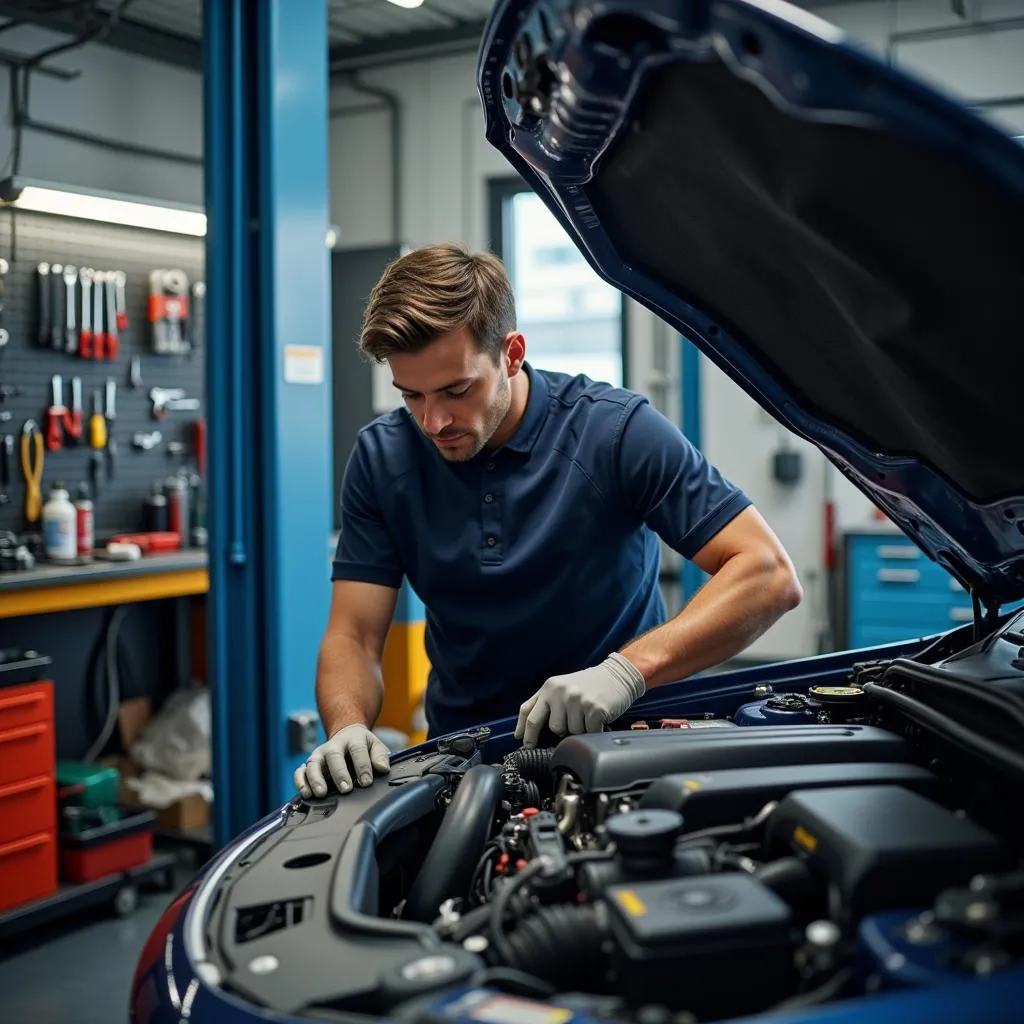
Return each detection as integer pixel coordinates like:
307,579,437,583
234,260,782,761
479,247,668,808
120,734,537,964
436,373,511,463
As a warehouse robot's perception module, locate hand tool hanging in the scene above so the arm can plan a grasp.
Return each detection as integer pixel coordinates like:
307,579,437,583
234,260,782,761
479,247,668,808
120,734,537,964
105,378,117,479
50,262,64,351
93,270,107,361
20,420,44,525
115,271,128,331
64,376,83,444
79,267,94,358
0,434,11,505
89,389,106,494
36,262,51,347
63,265,78,354
46,374,66,452
104,273,120,360
0,258,8,352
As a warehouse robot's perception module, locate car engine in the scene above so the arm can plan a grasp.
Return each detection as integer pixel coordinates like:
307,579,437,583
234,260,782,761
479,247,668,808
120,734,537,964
190,632,1024,1024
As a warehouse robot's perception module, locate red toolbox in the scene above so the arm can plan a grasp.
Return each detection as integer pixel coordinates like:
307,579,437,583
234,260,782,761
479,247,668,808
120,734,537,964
0,775,56,847
59,809,156,884
0,832,58,915
0,667,57,913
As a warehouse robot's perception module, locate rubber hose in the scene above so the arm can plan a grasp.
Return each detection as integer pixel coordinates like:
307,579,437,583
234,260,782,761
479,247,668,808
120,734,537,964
501,905,606,989
403,764,503,923
522,780,541,809
509,747,554,783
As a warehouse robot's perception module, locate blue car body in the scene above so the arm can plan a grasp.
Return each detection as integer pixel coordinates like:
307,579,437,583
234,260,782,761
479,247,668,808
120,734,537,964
132,2,1024,1022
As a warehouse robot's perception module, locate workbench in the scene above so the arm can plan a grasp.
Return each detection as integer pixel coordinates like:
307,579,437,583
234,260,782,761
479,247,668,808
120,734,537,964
0,551,210,748
0,551,209,619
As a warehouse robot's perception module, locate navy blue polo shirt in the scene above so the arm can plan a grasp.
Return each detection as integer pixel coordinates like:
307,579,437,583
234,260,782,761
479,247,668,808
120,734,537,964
332,363,750,737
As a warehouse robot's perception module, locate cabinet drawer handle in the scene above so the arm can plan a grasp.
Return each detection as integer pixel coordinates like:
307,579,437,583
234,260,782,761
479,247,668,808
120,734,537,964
876,545,919,560
0,832,49,859
877,569,920,584
0,723,46,744
0,693,44,713
950,607,974,623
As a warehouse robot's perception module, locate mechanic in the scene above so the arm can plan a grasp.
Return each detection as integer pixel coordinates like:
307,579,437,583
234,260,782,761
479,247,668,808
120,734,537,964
295,242,802,799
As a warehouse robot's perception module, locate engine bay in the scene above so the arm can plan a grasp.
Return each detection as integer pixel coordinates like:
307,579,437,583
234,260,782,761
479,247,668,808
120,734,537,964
193,620,1024,1024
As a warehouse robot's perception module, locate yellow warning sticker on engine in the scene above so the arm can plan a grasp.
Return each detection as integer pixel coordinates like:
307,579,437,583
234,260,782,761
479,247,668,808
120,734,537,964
614,889,648,917
470,995,573,1023
793,826,819,852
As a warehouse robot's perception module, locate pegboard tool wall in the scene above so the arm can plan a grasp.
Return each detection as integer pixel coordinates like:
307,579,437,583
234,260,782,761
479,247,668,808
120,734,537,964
0,208,204,537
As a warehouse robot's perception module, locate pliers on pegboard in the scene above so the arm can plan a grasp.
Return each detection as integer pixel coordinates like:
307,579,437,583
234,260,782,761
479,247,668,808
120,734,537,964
20,420,43,524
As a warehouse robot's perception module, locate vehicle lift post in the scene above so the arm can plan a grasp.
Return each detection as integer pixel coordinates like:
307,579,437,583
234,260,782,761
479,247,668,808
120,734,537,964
203,0,334,848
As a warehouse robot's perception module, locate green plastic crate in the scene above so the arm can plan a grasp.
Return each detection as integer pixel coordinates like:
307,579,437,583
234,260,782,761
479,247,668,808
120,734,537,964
56,761,120,809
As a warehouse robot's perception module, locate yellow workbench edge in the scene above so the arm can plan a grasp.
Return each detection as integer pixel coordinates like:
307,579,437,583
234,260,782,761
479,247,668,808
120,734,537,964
0,568,210,618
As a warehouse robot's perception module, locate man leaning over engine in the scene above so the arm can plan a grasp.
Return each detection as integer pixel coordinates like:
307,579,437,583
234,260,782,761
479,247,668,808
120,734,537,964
295,242,802,799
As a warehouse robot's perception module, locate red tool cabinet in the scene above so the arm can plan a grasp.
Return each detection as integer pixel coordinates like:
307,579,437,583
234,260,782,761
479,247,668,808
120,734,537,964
0,679,58,914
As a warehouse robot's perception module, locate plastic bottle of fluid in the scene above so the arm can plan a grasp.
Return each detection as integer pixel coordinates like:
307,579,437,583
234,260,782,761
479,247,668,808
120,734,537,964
75,482,95,560
43,482,78,562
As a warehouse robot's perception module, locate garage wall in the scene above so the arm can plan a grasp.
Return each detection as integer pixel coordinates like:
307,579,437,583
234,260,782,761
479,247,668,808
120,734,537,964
0,24,203,207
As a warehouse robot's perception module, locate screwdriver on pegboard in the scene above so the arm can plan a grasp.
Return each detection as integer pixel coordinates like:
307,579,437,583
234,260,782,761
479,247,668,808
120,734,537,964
89,389,106,493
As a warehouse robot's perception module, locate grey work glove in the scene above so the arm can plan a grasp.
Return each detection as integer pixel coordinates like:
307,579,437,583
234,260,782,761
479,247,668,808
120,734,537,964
294,724,391,798
515,652,647,749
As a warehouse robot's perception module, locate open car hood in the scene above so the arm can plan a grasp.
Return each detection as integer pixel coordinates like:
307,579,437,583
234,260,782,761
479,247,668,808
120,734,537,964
477,0,1024,607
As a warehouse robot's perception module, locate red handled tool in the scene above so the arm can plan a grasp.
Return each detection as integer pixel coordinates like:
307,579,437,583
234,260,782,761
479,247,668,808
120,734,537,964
79,268,95,358
63,376,83,443
46,374,66,452
104,273,120,360
108,531,180,553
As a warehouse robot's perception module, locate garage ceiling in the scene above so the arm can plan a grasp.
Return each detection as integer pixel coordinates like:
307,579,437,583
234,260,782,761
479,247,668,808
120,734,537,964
0,0,499,73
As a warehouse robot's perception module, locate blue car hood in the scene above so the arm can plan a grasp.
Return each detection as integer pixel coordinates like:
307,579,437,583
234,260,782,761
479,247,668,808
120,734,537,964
477,0,1024,607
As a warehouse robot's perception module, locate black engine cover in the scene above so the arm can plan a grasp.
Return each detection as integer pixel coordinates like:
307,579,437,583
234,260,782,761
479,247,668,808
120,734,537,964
766,785,1010,922
551,725,910,792
605,874,793,1019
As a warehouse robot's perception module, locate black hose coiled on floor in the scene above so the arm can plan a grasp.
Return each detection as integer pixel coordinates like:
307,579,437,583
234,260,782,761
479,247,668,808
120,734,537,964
499,905,607,990
508,747,554,783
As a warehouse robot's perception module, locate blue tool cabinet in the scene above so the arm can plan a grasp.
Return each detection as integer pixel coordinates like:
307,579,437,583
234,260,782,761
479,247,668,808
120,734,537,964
841,530,1020,650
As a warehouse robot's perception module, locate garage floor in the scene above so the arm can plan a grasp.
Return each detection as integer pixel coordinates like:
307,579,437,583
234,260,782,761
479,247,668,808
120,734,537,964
0,862,193,1024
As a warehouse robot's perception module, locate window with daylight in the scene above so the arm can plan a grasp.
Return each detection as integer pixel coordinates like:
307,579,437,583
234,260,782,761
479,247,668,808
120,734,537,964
489,178,626,388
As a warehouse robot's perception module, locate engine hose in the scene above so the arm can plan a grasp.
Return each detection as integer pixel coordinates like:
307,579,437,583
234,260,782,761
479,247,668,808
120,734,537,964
403,764,503,923
508,747,554,783
522,779,541,808
499,904,607,989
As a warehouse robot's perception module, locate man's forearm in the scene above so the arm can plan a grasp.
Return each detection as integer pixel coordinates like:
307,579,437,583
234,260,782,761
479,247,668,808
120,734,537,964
316,633,385,737
621,550,802,689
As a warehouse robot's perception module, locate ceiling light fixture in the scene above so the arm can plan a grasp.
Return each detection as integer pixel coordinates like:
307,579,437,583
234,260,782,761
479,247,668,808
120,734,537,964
385,0,425,9
0,178,207,237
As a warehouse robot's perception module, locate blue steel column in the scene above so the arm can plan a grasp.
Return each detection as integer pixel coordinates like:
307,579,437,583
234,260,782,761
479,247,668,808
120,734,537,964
203,0,333,847
256,0,334,808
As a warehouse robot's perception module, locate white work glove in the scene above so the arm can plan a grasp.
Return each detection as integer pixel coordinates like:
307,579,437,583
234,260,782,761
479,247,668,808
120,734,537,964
294,724,391,798
515,652,646,749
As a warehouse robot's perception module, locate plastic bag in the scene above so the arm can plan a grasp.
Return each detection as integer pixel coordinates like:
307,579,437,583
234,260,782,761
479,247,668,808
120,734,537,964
130,687,211,782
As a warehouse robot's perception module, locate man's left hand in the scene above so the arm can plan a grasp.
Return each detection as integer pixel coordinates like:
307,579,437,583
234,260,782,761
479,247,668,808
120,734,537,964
515,652,646,748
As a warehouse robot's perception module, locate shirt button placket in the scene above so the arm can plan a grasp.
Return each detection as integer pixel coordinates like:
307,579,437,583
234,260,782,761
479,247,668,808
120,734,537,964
482,465,501,564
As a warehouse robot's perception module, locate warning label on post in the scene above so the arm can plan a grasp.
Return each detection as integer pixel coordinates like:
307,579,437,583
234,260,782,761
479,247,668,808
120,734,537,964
284,345,324,385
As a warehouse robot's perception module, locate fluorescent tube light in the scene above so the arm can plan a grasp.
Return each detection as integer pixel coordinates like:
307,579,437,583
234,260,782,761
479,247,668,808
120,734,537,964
0,178,206,236
385,0,425,8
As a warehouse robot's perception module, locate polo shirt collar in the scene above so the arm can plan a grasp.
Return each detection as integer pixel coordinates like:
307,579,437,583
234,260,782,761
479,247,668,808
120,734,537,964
502,362,548,454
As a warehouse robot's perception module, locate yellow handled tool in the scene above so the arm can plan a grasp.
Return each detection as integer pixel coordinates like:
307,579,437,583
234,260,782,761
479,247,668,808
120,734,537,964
90,388,107,449
20,419,43,523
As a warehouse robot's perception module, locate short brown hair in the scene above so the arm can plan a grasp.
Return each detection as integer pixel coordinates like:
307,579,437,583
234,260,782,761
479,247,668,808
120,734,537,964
360,242,517,363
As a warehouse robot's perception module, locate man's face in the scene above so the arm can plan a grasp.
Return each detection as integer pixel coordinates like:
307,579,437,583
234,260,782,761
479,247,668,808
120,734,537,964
389,327,523,462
